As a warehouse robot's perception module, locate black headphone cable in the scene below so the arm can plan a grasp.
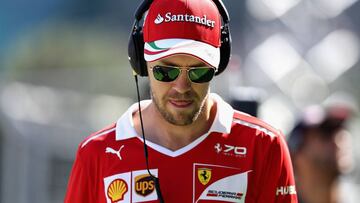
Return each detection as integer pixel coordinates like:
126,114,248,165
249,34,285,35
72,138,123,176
134,73,165,203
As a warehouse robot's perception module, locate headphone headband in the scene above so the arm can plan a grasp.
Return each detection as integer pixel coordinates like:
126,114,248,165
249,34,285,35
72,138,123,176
134,0,153,21
212,0,230,23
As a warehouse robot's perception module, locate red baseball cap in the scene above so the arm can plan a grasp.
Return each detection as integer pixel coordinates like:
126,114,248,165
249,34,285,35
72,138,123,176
143,0,221,68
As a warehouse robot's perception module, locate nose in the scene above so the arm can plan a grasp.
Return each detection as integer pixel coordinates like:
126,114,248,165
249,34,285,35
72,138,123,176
172,70,191,93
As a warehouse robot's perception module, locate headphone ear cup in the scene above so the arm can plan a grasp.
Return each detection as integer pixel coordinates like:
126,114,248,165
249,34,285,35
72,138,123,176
216,25,231,76
128,26,148,76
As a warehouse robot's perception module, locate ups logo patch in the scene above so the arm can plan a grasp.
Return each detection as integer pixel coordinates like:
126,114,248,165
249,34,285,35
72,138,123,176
135,174,155,196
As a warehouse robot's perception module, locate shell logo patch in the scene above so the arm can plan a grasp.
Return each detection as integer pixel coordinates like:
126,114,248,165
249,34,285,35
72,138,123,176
107,179,128,202
104,172,131,203
198,168,212,185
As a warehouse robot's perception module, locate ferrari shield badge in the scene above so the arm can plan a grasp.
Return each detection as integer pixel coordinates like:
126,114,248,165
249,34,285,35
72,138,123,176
198,168,212,185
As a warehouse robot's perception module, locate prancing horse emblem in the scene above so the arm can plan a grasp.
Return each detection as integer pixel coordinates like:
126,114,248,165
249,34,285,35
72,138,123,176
105,145,124,160
198,168,212,185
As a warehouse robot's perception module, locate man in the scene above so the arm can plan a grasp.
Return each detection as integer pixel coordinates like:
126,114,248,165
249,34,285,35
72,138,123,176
288,105,357,203
65,0,297,202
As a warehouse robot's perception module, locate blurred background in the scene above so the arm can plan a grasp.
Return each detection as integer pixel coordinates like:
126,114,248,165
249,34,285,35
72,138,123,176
0,0,359,202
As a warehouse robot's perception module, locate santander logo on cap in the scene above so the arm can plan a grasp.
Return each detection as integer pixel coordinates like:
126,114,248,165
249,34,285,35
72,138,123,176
154,12,216,28
154,14,164,24
144,0,221,48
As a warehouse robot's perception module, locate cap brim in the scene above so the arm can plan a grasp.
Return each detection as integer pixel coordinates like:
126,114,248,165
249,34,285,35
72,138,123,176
144,39,220,68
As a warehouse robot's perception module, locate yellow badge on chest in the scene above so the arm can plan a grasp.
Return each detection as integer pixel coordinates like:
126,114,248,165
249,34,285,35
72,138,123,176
198,168,212,185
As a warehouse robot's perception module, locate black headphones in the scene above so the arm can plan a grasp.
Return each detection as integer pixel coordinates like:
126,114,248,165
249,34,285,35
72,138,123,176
128,0,231,77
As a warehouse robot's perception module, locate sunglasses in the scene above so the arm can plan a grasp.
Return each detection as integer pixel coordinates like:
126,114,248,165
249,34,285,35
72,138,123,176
150,65,216,83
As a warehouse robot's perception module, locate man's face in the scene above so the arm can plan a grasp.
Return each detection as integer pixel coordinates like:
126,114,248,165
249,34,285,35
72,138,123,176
299,128,353,176
147,54,213,126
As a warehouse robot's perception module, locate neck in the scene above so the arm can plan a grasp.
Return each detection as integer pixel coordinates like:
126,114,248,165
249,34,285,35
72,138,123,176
134,97,216,151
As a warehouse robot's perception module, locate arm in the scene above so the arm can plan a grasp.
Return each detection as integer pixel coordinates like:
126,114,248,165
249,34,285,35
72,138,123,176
257,133,298,203
64,148,94,203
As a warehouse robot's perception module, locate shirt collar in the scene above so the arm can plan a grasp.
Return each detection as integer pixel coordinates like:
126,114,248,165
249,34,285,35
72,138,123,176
115,93,234,141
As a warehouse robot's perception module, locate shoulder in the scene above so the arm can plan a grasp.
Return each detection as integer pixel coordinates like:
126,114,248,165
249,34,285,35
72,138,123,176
78,123,117,153
230,111,293,168
230,111,293,163
231,110,283,141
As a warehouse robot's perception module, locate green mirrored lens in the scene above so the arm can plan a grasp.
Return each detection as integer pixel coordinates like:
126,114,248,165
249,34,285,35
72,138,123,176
153,68,165,81
153,66,180,82
189,68,215,83
167,68,180,80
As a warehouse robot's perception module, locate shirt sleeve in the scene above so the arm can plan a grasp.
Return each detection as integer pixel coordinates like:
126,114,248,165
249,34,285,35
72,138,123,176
64,147,94,203
257,132,298,203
